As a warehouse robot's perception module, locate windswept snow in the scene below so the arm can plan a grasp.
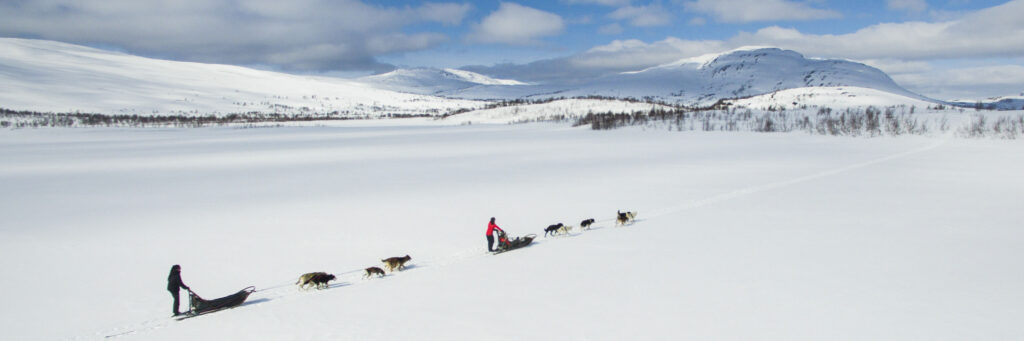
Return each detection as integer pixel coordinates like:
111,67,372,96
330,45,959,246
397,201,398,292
1,123,1023,340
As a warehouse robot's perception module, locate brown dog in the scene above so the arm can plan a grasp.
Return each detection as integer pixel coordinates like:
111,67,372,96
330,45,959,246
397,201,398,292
616,210,636,226
364,266,386,279
382,255,412,272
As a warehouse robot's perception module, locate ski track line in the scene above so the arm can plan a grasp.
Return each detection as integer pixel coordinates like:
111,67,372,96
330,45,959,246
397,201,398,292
647,138,947,220
89,138,946,340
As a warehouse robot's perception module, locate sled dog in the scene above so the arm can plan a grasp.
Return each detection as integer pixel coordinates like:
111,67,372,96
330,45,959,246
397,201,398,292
580,218,595,230
544,223,564,237
296,272,335,290
310,273,336,289
382,255,412,272
364,267,386,278
616,211,637,226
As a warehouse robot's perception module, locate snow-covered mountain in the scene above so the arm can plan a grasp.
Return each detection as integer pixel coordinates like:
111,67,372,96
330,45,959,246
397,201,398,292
357,67,527,96
949,93,1024,110
0,38,482,116
364,47,938,107
0,38,943,117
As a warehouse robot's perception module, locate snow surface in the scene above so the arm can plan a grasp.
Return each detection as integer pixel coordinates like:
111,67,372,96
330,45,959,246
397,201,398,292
726,86,936,110
1,122,1023,340
357,68,527,97
440,99,676,125
625,45,777,73
442,68,527,86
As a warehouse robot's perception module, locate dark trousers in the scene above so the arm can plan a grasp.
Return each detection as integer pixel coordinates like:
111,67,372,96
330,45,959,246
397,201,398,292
170,290,181,315
486,235,495,251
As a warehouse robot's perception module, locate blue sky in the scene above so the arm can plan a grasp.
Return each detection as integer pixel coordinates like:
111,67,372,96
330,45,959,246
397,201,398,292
384,0,1012,67
1,0,1022,99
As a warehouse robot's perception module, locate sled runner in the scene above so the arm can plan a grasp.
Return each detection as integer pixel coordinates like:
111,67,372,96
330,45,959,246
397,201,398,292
493,230,536,254
177,286,255,320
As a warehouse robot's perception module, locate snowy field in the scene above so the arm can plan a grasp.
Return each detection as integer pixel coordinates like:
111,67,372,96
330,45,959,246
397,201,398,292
1,121,1022,340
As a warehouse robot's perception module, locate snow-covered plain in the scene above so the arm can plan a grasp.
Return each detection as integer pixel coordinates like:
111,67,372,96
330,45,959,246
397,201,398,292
1,121,1022,340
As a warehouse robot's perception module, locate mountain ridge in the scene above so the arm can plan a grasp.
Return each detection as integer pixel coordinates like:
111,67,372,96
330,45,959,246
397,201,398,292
0,38,946,117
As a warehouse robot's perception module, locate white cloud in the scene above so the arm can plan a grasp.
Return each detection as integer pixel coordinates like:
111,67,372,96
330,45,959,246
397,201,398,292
859,59,933,76
598,23,624,35
892,64,1024,100
366,33,450,55
0,0,472,71
500,0,1024,98
418,2,474,25
579,0,1024,66
609,4,673,27
728,0,1024,61
684,0,841,22
466,2,565,45
688,17,707,26
887,0,928,13
570,37,727,69
564,0,632,6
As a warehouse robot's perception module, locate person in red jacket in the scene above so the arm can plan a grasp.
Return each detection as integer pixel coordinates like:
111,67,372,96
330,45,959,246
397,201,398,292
486,217,504,252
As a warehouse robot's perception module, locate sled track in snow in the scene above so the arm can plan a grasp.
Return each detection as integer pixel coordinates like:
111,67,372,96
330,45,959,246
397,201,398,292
646,138,947,220
90,138,946,340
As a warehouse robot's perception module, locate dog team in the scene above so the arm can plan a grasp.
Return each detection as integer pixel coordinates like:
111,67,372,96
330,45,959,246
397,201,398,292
295,254,412,290
299,210,633,290
544,210,636,237
169,211,638,314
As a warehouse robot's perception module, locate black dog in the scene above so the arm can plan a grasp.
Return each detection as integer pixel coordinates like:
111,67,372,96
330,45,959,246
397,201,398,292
364,267,386,279
580,218,595,230
309,273,336,289
544,223,564,237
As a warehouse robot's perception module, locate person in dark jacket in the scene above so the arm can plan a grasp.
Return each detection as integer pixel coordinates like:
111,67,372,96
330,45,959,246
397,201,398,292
167,264,190,316
486,217,504,252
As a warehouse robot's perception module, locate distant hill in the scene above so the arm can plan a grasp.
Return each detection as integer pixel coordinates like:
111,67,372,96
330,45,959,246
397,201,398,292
363,47,938,107
1,38,950,118
0,38,481,117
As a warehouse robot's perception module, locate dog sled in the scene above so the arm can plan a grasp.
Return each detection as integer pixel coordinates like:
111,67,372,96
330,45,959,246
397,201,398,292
493,230,536,254
177,286,256,320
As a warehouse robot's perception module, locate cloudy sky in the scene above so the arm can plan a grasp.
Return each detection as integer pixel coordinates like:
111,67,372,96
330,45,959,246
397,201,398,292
2,0,1023,99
